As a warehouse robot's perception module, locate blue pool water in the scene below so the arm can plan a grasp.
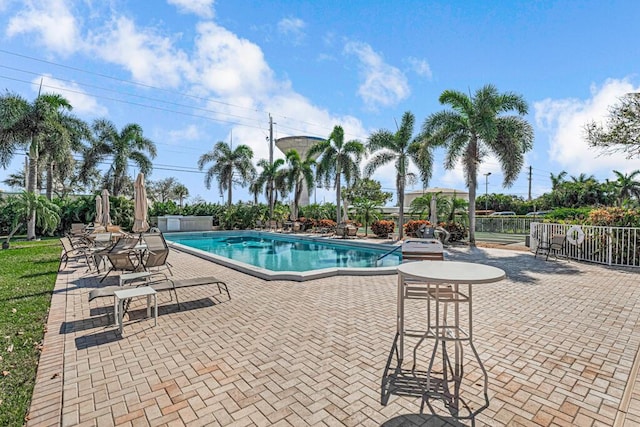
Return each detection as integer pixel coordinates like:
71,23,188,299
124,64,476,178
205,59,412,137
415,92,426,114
165,231,401,272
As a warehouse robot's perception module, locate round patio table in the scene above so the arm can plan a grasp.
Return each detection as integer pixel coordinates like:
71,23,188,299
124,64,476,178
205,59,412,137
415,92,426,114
396,260,505,414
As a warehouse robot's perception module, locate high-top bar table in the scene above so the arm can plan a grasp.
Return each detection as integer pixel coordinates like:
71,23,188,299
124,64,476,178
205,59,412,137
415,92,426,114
396,260,506,414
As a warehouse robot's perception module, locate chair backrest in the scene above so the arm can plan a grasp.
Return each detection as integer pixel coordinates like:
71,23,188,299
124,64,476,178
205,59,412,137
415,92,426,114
60,237,74,253
106,237,140,271
416,225,436,238
142,233,170,268
402,238,444,262
549,235,566,250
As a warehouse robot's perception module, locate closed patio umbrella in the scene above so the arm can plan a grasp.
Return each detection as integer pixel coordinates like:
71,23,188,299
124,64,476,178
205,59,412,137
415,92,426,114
132,172,149,233
94,195,103,225
429,197,437,225
101,189,111,227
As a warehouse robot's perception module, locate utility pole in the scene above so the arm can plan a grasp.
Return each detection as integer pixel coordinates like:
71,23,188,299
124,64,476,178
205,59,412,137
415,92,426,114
268,114,274,222
528,166,532,201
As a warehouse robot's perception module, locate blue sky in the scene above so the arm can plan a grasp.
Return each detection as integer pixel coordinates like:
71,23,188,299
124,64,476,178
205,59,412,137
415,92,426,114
1,0,640,205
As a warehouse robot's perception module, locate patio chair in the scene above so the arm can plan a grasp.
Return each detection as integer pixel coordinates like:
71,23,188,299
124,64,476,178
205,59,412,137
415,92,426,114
99,237,142,282
254,220,265,230
415,225,436,239
59,237,93,271
141,232,173,276
546,234,567,261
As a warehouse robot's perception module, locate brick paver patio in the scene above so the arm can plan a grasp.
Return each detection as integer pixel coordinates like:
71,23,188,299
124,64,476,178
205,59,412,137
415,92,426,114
26,244,640,426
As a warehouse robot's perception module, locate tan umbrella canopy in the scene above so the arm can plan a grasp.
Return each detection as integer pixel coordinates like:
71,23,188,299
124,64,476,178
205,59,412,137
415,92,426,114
132,172,149,233
94,195,103,225
101,189,111,227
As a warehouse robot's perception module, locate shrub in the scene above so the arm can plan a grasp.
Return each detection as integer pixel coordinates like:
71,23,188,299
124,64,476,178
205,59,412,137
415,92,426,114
317,219,337,230
441,221,467,242
371,220,395,238
586,207,640,227
403,219,432,236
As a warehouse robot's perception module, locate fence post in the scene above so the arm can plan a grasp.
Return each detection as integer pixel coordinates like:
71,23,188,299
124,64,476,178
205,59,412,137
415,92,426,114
607,227,613,266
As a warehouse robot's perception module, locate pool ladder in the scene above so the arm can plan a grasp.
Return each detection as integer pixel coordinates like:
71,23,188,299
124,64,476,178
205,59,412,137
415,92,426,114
376,245,401,266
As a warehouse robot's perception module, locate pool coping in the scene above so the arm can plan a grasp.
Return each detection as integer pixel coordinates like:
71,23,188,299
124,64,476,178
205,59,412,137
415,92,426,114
165,231,401,282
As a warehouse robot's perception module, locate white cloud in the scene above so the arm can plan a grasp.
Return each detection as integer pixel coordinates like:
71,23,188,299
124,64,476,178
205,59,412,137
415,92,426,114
277,17,305,45
36,74,108,117
168,125,201,144
406,56,432,79
87,17,191,88
167,0,214,18
534,78,640,176
344,41,410,110
6,0,81,55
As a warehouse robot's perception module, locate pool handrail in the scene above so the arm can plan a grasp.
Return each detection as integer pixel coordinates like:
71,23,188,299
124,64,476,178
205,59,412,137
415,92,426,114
376,245,402,266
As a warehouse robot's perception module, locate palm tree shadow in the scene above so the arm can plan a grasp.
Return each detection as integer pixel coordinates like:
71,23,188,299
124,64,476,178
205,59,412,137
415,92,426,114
444,246,585,285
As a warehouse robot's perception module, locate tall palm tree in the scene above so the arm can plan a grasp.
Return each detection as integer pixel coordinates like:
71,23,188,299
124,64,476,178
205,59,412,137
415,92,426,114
255,158,285,206
423,84,534,246
550,171,567,190
198,141,255,207
365,111,437,239
284,149,315,220
173,183,189,207
570,173,596,184
612,169,640,206
309,126,365,224
81,119,157,196
0,92,75,239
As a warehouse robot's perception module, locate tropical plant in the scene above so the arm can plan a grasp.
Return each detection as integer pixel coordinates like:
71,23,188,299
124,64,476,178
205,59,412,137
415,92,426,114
173,183,189,207
255,157,285,215
0,92,77,239
342,178,392,206
422,84,534,246
550,171,568,190
284,149,315,220
3,192,60,249
370,219,395,238
198,141,255,207
443,194,469,222
365,111,438,239
612,169,640,206
409,192,447,221
309,125,365,224
80,119,157,196
350,198,382,236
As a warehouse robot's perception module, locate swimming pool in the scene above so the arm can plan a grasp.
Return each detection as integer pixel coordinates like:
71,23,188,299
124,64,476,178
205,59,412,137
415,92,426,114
165,231,402,281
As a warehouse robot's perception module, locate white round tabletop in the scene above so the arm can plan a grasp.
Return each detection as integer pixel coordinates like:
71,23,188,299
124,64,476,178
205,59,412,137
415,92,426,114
397,260,506,284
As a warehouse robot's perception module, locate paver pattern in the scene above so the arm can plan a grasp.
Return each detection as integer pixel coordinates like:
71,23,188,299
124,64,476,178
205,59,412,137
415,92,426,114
27,244,640,426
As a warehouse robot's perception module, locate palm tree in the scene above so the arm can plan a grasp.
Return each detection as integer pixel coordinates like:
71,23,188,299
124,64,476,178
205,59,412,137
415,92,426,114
284,149,315,220
612,169,640,206
350,198,381,236
365,111,437,239
80,119,157,196
0,92,75,239
173,183,189,207
3,191,60,249
550,171,567,191
309,126,365,224
570,173,596,184
255,158,285,207
422,84,534,246
198,141,255,207
39,113,90,200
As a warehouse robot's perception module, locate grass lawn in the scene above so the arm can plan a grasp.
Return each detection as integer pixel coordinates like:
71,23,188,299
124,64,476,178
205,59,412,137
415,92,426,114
0,239,61,427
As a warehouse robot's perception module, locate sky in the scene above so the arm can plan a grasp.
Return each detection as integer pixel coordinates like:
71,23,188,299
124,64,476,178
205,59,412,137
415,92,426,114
1,0,640,206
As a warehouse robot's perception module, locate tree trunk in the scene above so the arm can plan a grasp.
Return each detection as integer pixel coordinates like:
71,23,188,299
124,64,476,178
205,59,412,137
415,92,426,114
397,173,405,240
467,138,478,247
227,177,233,207
46,161,54,200
335,164,342,224
27,141,38,240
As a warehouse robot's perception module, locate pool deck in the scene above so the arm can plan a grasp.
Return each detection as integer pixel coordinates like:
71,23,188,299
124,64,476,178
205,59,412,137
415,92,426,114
27,245,640,426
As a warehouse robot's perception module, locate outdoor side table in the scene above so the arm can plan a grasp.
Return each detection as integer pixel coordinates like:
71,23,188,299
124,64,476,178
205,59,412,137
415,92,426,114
113,287,157,334
395,260,505,414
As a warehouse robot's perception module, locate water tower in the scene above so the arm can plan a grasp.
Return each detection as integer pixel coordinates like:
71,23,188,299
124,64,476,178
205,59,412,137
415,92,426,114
275,135,325,206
